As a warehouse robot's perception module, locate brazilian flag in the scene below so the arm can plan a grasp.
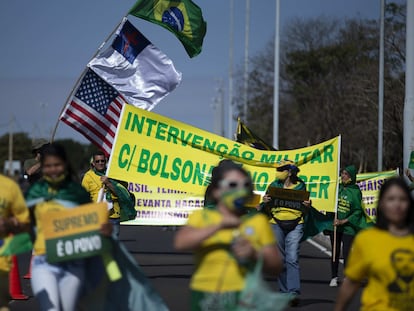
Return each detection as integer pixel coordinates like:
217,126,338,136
236,118,277,151
129,0,207,58
0,233,32,256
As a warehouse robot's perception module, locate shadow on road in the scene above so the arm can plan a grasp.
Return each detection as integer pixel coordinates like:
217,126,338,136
297,298,334,307
301,279,330,285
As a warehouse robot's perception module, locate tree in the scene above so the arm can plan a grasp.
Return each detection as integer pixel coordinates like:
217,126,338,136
0,132,32,174
233,3,405,171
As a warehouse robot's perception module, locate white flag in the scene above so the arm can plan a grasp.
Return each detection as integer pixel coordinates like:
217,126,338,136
88,18,182,111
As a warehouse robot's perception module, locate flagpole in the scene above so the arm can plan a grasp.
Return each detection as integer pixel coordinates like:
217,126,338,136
243,0,250,118
50,17,126,142
333,135,341,263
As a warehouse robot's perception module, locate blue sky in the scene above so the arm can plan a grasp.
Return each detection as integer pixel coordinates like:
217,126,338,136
0,0,386,143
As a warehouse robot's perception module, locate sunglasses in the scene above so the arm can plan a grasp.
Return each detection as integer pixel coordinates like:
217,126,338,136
94,160,106,164
219,179,251,190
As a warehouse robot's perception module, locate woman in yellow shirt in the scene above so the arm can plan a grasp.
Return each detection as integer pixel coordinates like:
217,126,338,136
174,159,282,311
26,143,111,311
335,177,414,311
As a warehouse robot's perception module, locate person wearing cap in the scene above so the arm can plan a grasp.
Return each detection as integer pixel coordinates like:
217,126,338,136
23,138,50,187
259,160,310,306
326,165,364,288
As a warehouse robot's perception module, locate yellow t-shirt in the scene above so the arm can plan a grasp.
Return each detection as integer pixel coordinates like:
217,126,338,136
0,175,30,272
270,183,304,224
188,209,276,292
82,169,120,219
345,227,414,311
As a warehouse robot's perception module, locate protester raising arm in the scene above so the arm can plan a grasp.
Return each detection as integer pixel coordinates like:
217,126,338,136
174,160,283,310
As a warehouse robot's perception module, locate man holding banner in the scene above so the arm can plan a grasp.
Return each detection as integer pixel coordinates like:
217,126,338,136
0,174,30,310
82,151,135,239
260,160,310,306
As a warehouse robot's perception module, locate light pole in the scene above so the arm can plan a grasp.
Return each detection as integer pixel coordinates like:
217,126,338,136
243,0,250,119
273,0,280,149
213,80,225,137
378,0,385,171
404,0,414,173
228,0,234,139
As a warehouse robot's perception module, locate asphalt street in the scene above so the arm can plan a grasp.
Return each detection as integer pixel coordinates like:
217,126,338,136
9,226,362,311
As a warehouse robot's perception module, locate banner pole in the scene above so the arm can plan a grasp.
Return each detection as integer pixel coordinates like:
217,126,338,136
332,135,341,263
50,17,126,142
332,217,337,263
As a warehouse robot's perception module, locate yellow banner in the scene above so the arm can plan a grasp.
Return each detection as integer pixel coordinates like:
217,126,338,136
107,105,341,226
42,203,109,262
356,169,399,221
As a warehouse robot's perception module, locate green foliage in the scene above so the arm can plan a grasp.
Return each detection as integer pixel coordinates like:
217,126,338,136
233,3,405,171
0,133,95,177
0,132,32,174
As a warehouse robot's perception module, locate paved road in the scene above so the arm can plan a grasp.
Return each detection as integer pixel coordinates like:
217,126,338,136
9,226,361,311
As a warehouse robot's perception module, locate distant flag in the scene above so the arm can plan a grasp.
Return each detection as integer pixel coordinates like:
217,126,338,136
236,118,277,151
128,0,207,58
409,151,414,169
88,18,182,111
60,69,126,156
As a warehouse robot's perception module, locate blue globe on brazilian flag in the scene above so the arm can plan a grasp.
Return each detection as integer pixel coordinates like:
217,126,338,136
129,0,207,58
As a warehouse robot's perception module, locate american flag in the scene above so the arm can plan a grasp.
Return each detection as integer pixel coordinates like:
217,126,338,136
60,68,126,156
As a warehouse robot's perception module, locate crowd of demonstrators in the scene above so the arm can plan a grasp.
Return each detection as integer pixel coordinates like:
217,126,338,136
25,143,113,311
174,159,283,311
258,160,311,306
335,177,414,311
325,165,365,288
4,137,414,311
81,151,127,239
0,174,31,311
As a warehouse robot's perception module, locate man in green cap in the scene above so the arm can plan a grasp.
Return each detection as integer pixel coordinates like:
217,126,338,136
327,165,364,287
23,139,49,187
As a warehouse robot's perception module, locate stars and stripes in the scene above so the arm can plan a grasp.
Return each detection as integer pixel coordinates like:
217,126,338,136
60,69,126,156
60,19,181,156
